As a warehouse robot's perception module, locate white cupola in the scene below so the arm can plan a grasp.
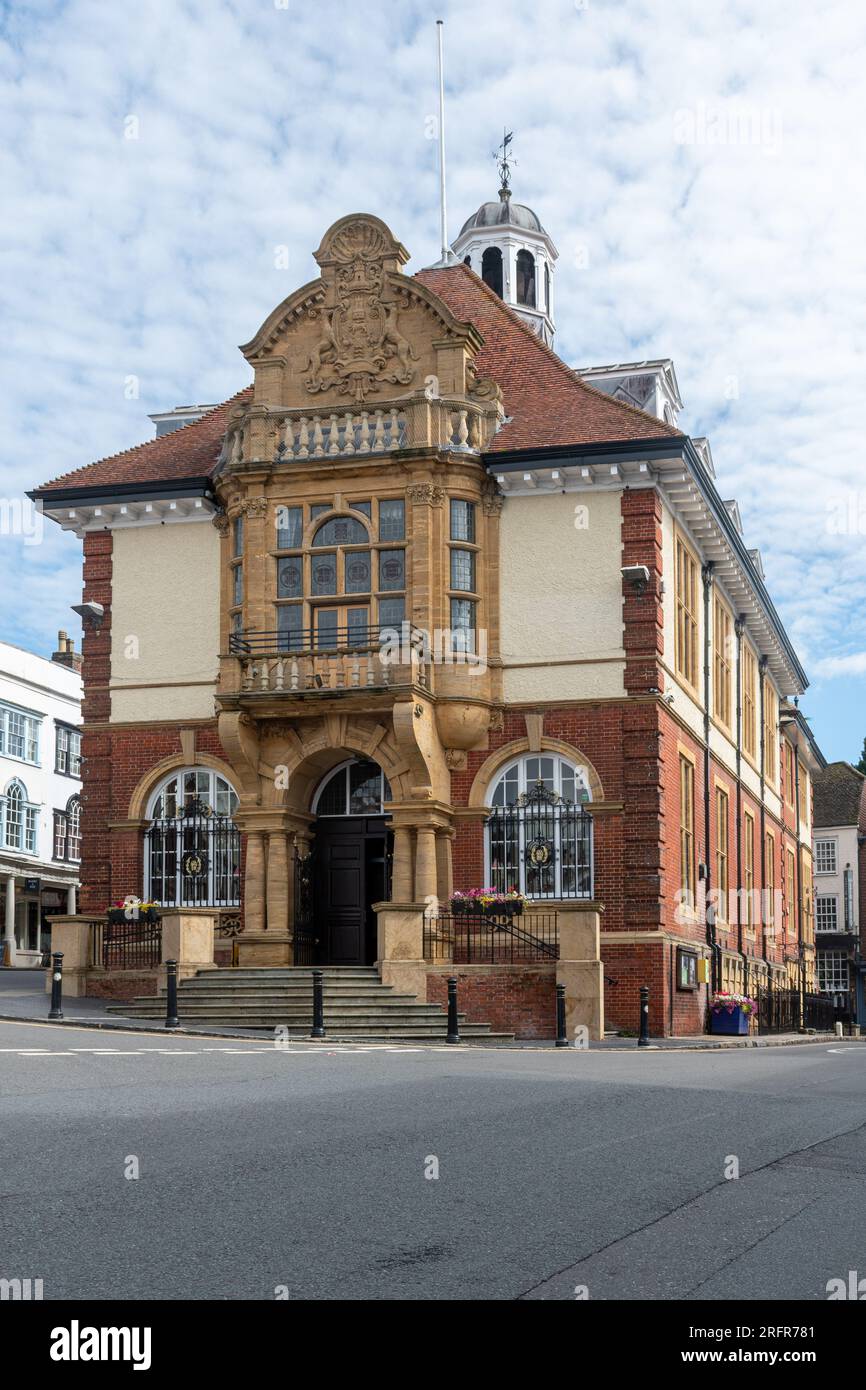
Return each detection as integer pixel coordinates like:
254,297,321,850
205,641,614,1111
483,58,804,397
452,134,558,347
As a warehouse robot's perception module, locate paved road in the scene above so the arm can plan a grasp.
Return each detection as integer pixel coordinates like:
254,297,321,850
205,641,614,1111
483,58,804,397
1,1016,865,1300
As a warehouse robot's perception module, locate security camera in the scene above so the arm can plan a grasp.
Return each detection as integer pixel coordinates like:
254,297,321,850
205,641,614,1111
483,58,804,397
71,601,105,631
621,564,651,595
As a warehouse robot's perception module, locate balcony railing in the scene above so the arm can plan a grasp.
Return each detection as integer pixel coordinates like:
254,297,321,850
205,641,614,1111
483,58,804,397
256,400,491,463
227,624,429,694
277,409,406,459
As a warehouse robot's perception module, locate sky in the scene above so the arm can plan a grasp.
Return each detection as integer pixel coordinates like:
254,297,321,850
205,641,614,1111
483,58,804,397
1,0,864,762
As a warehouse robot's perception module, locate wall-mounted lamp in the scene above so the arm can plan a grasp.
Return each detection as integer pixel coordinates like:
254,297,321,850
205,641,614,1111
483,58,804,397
621,564,651,596
71,601,105,632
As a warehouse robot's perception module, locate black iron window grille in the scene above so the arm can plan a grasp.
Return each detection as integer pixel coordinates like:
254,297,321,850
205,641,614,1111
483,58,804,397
487,778,593,901
145,800,241,908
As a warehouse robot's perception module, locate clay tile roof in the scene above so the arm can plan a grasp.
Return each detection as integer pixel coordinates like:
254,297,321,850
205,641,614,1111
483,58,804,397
35,262,677,496
813,761,866,830
33,388,253,494
416,262,681,452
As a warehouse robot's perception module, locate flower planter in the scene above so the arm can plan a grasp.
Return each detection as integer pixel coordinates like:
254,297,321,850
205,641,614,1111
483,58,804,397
450,899,524,919
710,1006,750,1036
107,907,160,926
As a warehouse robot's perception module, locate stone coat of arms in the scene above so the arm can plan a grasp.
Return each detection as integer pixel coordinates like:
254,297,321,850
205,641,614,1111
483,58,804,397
304,219,417,404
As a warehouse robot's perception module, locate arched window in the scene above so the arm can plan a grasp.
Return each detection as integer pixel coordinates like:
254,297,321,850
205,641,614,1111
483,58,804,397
67,796,81,862
544,261,551,314
516,250,536,307
486,755,593,900
2,780,37,854
313,759,392,817
481,247,503,299
54,795,81,862
145,768,240,907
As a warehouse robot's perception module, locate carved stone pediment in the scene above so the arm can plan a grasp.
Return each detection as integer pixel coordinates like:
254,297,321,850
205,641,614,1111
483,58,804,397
239,214,486,417
303,216,418,404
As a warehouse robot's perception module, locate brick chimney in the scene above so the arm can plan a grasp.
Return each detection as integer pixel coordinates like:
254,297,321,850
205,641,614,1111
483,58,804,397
52,629,83,674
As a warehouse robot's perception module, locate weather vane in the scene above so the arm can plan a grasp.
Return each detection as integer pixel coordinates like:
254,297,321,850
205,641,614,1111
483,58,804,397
494,129,515,193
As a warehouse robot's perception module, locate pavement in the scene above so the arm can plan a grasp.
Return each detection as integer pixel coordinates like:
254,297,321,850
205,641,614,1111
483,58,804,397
2,1013,866,1300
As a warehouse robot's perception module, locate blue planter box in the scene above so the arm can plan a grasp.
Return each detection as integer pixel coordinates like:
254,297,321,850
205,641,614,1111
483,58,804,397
711,1006,750,1036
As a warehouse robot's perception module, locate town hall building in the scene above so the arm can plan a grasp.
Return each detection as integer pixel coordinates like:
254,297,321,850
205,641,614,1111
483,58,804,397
31,178,823,1037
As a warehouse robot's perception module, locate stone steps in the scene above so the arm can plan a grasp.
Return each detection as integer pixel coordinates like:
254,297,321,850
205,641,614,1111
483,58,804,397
106,965,511,1041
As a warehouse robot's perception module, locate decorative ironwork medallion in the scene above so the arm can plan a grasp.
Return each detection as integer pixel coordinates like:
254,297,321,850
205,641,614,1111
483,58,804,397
181,850,208,879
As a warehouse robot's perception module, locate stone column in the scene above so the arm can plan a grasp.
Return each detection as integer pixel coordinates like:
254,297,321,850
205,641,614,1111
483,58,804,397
415,826,438,905
391,826,414,901
435,828,454,905
4,875,16,966
244,831,266,933
67,884,77,916
266,830,289,934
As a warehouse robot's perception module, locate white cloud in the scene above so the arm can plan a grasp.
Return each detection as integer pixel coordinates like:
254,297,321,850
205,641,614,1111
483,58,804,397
1,0,865,755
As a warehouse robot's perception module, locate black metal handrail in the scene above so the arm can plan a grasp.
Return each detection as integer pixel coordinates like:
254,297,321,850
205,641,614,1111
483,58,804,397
229,623,425,656
97,919,163,971
423,912,559,964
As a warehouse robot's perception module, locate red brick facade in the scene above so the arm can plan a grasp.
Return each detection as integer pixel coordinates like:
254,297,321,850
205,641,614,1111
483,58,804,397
76,488,813,1037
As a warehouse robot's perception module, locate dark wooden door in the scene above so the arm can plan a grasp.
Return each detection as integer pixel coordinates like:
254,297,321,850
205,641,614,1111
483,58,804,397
314,817,388,965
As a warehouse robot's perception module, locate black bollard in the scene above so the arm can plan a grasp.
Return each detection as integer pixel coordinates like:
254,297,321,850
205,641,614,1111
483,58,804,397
638,984,650,1047
311,969,325,1038
48,952,64,1021
555,983,568,1047
164,959,179,1029
446,976,460,1044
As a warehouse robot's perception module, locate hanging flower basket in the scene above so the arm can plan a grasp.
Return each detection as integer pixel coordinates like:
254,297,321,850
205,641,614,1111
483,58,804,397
710,991,757,1036
451,889,525,919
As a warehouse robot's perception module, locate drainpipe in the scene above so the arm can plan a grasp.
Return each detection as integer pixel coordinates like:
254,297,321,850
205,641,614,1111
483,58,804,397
702,563,717,993
735,616,746,991
758,656,769,973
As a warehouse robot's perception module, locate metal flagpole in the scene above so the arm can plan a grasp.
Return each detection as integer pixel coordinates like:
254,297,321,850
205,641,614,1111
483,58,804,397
434,20,457,267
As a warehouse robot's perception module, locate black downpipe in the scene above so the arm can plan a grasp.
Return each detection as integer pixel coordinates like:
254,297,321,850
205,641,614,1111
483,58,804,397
702,564,717,994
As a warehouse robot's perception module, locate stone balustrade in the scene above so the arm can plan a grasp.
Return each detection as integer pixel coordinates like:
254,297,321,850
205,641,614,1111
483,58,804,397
238,646,428,695
277,408,406,460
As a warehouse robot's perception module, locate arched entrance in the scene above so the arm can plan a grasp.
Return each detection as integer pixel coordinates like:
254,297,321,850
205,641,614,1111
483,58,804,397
303,758,393,965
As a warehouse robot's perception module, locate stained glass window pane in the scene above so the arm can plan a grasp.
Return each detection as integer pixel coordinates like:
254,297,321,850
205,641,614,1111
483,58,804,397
379,550,405,591
316,609,339,649
276,506,302,549
277,605,303,651
313,516,368,547
450,549,475,592
450,598,476,652
277,557,303,598
378,597,404,632
344,552,371,594
450,499,475,542
379,499,405,540
311,552,337,595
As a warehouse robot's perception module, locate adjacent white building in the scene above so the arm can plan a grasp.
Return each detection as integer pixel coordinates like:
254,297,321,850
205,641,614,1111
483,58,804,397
1,633,82,966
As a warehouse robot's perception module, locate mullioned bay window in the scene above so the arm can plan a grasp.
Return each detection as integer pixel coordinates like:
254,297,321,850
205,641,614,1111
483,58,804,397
272,497,406,651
